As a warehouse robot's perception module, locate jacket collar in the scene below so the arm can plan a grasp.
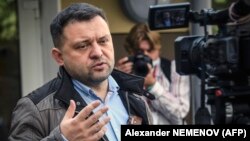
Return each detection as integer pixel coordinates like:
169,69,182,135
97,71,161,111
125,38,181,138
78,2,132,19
54,67,145,111
111,69,145,94
54,67,87,112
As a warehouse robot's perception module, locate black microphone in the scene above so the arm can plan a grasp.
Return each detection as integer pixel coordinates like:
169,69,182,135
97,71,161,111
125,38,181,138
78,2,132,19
230,0,250,20
189,8,230,25
190,0,250,25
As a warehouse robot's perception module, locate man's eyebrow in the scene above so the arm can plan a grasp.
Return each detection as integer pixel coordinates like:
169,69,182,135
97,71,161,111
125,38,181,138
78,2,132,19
72,39,90,47
100,34,111,39
74,39,89,45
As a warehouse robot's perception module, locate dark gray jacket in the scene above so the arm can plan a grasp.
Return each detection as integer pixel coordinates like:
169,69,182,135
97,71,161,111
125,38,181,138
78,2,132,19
8,67,150,141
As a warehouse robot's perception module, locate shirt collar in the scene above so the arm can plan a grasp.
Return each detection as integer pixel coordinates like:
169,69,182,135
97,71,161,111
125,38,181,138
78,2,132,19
72,76,120,96
108,75,120,92
153,57,161,67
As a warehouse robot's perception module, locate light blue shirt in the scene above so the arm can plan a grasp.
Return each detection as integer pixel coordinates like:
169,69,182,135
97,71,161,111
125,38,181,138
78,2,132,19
71,76,129,141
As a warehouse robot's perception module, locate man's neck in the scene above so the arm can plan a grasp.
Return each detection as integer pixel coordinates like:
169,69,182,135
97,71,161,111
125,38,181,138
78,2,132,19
90,80,109,101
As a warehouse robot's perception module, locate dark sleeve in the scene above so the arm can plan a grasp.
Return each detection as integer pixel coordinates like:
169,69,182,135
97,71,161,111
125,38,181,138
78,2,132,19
8,97,64,141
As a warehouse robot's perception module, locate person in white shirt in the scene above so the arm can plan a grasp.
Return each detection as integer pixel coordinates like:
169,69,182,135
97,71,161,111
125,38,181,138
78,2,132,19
116,23,191,124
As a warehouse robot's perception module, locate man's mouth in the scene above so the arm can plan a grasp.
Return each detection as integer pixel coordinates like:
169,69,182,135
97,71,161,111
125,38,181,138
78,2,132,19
91,62,107,70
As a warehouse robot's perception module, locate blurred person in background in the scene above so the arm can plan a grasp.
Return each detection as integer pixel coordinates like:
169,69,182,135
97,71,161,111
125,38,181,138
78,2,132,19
116,23,190,125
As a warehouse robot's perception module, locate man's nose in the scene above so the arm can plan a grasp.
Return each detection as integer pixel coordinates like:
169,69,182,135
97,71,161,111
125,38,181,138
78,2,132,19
90,42,103,59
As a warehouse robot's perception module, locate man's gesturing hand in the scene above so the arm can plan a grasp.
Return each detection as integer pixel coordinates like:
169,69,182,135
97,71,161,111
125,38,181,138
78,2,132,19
60,100,110,141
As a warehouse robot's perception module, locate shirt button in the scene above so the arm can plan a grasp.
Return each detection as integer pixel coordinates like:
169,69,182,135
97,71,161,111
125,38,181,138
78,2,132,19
76,101,81,106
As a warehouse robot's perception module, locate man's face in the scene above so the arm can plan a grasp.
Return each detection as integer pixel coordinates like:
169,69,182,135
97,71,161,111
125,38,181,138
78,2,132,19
138,40,159,61
58,16,114,85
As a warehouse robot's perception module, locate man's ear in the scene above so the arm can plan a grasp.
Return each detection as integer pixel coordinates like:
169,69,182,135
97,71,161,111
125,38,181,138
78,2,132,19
51,47,64,66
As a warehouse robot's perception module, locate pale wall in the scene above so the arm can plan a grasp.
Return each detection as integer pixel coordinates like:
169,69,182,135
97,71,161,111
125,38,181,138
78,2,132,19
61,0,135,33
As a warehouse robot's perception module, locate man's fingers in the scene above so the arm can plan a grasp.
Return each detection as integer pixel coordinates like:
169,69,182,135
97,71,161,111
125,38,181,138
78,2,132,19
117,56,129,65
89,116,110,135
96,127,107,140
118,61,133,73
84,106,109,127
123,62,133,72
63,100,76,120
89,126,107,141
75,100,101,121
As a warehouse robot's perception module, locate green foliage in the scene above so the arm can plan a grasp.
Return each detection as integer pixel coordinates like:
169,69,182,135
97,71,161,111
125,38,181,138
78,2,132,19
0,0,17,41
214,0,227,4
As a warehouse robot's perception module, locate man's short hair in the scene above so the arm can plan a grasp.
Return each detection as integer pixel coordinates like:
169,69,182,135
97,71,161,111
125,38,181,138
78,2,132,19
50,3,108,48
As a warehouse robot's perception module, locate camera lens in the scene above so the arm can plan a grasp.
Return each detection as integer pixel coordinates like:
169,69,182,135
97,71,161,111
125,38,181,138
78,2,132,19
134,60,149,77
129,53,152,77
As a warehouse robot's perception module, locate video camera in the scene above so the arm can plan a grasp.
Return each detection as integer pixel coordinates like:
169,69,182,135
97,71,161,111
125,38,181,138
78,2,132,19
148,0,250,124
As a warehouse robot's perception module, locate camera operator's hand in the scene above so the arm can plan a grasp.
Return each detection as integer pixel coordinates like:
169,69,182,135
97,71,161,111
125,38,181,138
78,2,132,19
116,56,133,74
144,64,156,88
60,100,110,141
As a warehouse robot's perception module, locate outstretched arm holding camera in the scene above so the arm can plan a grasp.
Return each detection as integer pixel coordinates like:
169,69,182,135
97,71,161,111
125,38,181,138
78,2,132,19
116,23,191,125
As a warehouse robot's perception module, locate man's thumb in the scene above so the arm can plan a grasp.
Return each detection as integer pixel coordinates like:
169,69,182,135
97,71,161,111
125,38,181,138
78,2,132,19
64,100,76,119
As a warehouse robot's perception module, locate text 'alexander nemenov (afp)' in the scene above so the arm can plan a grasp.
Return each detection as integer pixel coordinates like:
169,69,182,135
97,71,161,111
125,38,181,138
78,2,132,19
121,125,249,140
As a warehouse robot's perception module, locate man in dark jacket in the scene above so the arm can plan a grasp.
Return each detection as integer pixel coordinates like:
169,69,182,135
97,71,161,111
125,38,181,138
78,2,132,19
9,3,150,141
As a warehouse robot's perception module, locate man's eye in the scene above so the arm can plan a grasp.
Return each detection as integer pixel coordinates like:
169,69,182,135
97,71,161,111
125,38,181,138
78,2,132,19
99,38,108,45
77,43,89,49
